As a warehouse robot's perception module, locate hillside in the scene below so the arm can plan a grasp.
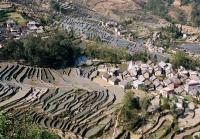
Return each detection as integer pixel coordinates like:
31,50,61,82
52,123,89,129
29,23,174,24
8,0,199,37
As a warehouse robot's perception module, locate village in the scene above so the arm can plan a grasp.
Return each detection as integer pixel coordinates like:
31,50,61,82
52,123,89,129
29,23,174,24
0,0,200,139
93,59,199,107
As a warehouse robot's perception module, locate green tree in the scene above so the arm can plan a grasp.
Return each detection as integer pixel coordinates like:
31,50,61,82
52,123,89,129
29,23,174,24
0,31,79,69
171,51,196,70
191,1,200,26
50,0,60,11
117,92,150,131
0,111,60,139
145,0,171,20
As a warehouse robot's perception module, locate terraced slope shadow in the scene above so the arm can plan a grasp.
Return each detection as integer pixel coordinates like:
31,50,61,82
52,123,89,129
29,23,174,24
0,83,116,138
0,63,60,84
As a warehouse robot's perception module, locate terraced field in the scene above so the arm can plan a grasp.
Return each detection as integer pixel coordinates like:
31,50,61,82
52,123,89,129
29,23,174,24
0,62,117,138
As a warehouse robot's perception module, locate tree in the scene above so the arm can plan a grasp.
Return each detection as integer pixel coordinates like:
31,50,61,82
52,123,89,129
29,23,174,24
50,0,60,11
171,51,196,70
0,111,60,139
191,1,200,26
0,32,79,69
117,92,150,131
145,0,171,20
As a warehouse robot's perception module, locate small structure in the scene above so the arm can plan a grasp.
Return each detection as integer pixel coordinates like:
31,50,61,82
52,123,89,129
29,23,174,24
144,72,150,79
27,21,41,32
153,79,161,88
108,68,119,76
170,77,181,88
150,75,157,82
105,21,118,27
159,61,167,69
6,19,15,28
98,65,108,72
119,80,129,89
138,75,145,82
117,30,128,36
108,77,120,85
174,86,184,94
163,79,172,86
185,80,200,93
102,73,111,82
160,87,174,97
155,70,162,77
133,80,145,90
176,102,184,113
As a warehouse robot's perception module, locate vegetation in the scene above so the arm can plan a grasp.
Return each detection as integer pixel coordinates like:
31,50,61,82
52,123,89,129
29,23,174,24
0,29,148,68
0,10,9,23
0,8,15,24
50,0,60,11
160,96,170,111
39,16,51,26
0,31,79,69
0,8,27,26
154,24,183,49
171,51,197,70
181,0,192,5
191,1,200,26
161,24,183,40
118,91,150,131
145,0,200,27
7,12,27,25
83,42,148,63
0,111,60,139
148,120,172,139
145,0,172,20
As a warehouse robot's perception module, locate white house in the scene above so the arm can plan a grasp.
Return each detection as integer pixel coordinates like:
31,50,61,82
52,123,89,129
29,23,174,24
138,75,145,82
128,61,134,71
160,87,174,97
105,21,118,27
133,80,145,89
6,19,15,28
150,75,157,82
119,80,129,89
27,21,40,31
159,61,167,69
102,73,111,82
163,79,172,86
185,80,200,93
108,77,120,85
108,68,119,76
98,65,108,72
155,70,162,77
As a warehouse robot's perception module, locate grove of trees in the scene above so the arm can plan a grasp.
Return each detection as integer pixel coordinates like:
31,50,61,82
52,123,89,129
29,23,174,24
0,29,149,69
117,92,150,131
0,111,60,139
171,51,197,70
144,0,172,20
0,32,80,69
145,0,200,27
83,42,148,63
191,0,200,27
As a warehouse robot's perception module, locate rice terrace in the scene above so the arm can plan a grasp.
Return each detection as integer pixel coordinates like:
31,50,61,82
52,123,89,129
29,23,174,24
1,0,200,139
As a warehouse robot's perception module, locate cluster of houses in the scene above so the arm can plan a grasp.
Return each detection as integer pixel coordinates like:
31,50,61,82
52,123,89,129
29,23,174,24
99,60,200,99
0,19,44,47
5,20,43,39
105,20,136,41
